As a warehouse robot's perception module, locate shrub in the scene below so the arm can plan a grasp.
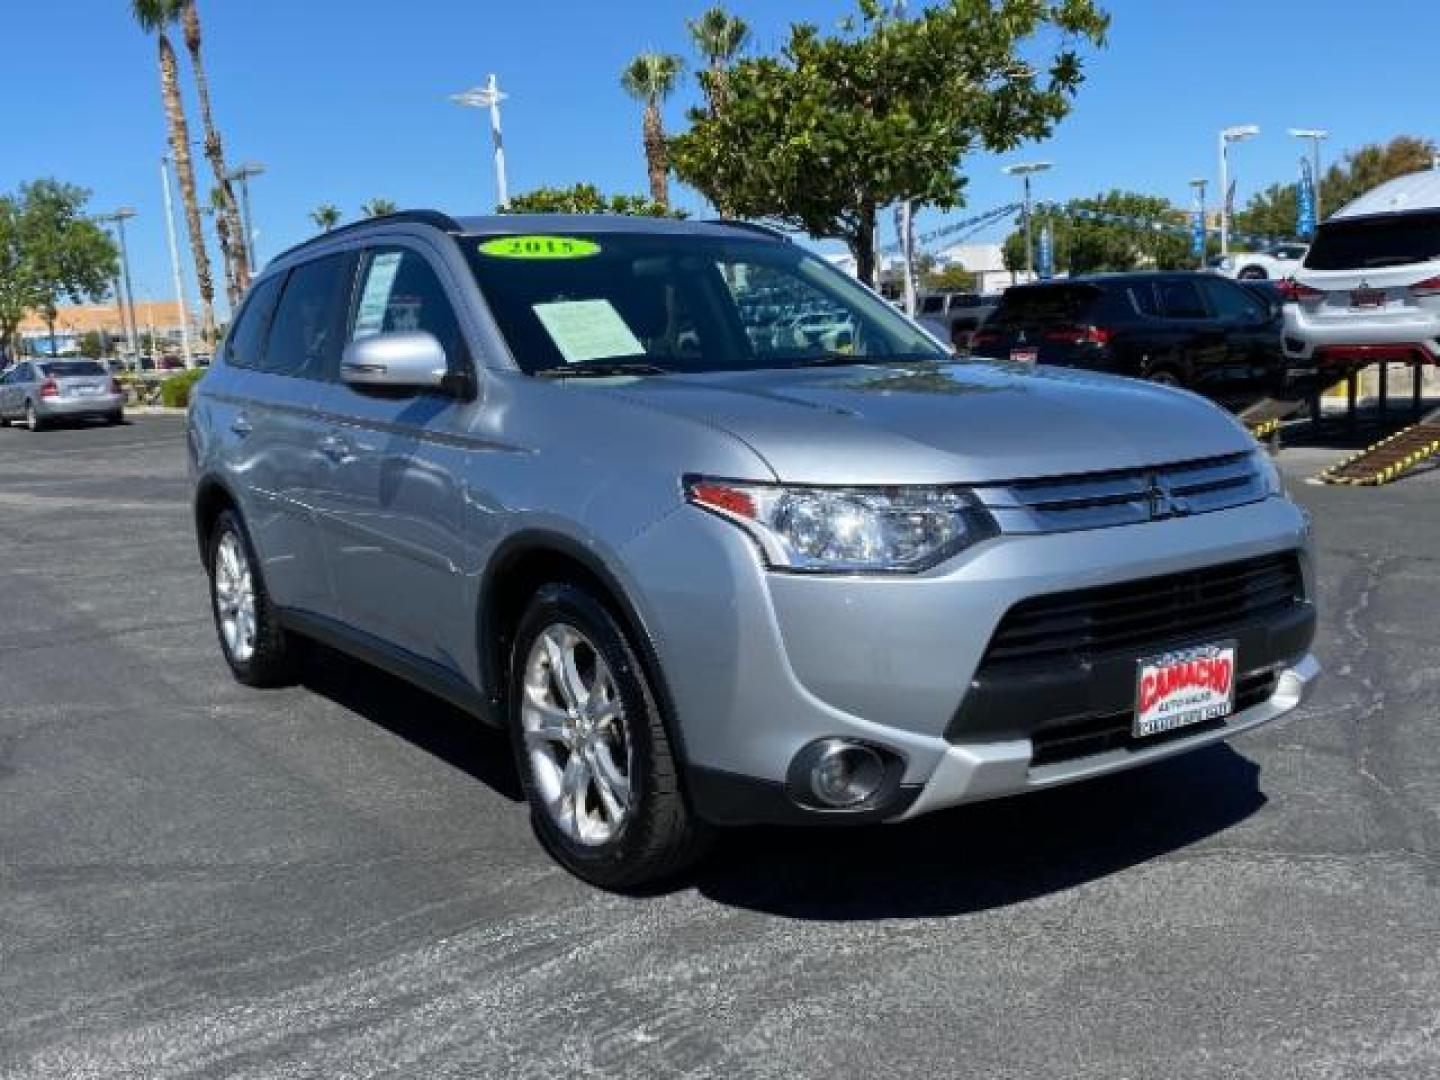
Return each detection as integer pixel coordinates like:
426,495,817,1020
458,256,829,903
159,367,207,408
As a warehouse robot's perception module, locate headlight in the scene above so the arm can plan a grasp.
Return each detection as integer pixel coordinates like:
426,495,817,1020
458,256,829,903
1250,448,1284,497
685,478,997,573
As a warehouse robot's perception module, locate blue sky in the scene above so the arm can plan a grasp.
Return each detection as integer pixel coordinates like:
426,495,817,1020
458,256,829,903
4,0,1437,315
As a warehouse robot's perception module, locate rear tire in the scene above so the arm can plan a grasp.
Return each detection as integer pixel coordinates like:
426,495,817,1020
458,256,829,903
25,402,44,432
207,508,300,687
508,582,710,890
106,410,124,425
1237,266,1268,281
1147,368,1182,387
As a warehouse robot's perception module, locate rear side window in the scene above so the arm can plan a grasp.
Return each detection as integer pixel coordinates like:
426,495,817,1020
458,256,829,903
225,275,284,369
989,285,1101,326
1307,211,1440,270
1199,277,1266,321
263,253,356,380
1155,279,1208,319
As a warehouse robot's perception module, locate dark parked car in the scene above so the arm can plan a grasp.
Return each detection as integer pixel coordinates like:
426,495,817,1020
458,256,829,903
971,273,1291,404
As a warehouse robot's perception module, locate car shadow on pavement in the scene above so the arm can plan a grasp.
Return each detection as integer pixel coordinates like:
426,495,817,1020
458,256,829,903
694,745,1265,920
298,643,525,803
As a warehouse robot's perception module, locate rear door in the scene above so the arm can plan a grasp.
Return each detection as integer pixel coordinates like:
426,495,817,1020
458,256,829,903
1151,277,1227,389
1198,276,1284,398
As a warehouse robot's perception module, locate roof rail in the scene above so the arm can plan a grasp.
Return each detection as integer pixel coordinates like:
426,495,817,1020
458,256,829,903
267,209,464,267
703,218,792,242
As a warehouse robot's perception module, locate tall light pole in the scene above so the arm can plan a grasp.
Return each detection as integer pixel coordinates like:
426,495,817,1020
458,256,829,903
160,156,195,366
1219,124,1260,256
98,207,140,362
1002,161,1052,279
451,75,510,210
226,162,266,270
1189,178,1208,270
1288,128,1330,221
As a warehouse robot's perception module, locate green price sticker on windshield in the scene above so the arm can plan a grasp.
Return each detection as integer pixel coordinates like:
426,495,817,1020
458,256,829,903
478,236,601,259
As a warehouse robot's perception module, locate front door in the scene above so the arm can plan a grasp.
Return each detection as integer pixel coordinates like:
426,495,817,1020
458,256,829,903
309,243,478,670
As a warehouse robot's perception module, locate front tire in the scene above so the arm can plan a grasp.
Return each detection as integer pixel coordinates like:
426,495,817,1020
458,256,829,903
509,582,709,890
207,509,299,687
1237,265,1268,281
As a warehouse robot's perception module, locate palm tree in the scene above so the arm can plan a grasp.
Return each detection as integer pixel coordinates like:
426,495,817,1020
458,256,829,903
361,199,398,218
208,186,240,309
178,0,250,293
620,52,684,210
687,7,749,115
131,0,216,342
310,204,342,232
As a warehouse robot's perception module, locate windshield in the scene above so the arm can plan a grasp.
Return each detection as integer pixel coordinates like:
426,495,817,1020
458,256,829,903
40,361,107,377
464,232,947,375
1306,211,1440,270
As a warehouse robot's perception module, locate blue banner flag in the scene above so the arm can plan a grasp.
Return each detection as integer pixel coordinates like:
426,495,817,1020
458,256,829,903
1296,158,1317,239
1037,224,1054,279
1191,207,1206,257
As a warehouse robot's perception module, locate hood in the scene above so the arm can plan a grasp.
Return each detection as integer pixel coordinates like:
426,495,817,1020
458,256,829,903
594,360,1253,485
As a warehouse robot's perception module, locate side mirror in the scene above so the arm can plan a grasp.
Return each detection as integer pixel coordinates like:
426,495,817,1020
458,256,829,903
341,331,447,391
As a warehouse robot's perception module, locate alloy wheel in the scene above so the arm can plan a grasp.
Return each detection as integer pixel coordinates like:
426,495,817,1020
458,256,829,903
213,529,257,664
521,623,634,846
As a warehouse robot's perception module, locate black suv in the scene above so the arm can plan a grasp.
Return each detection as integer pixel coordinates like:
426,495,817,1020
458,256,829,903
972,273,1289,404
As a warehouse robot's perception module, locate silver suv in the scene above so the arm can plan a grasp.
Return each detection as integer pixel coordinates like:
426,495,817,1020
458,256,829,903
189,212,1319,888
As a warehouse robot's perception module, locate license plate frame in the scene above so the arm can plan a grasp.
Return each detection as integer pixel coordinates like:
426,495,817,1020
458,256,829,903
1349,288,1386,310
1010,347,1038,364
1133,641,1237,739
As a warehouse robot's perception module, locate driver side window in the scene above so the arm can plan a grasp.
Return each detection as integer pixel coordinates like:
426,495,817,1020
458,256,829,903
352,247,467,373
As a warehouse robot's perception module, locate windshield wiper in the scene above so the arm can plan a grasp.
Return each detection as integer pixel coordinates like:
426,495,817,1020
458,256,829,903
789,353,937,368
532,361,674,379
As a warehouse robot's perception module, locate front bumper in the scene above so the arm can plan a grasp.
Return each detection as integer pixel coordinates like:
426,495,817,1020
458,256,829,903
36,393,124,418
623,496,1317,827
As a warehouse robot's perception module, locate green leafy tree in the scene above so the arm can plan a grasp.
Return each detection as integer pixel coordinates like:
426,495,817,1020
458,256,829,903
310,204,343,232
670,0,1109,285
620,52,685,210
1002,190,1191,276
13,180,118,357
0,194,29,361
361,198,398,218
1234,135,1438,242
502,183,684,218
924,262,977,292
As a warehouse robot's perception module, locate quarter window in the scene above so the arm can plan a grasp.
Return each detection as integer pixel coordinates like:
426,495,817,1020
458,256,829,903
263,253,356,380
1199,278,1265,322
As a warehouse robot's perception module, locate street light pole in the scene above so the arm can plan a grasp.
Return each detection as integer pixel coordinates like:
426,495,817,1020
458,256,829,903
160,156,195,366
1189,178,1207,270
1002,162,1052,279
1288,128,1330,221
450,75,510,210
99,208,140,362
1219,124,1260,256
226,162,266,270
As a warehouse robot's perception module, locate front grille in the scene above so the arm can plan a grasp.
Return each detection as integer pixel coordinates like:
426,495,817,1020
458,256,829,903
1029,668,1279,768
975,452,1266,534
981,552,1304,669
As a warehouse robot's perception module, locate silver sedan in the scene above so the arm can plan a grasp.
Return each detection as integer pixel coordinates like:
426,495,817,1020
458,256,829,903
0,360,125,431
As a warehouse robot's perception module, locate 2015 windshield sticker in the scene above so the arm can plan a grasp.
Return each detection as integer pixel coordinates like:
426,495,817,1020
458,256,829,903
478,236,601,259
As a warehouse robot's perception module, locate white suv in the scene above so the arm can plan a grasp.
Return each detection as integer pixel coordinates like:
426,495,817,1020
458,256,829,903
1281,170,1440,376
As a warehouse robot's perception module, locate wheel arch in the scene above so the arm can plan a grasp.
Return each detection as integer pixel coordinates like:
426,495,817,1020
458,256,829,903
193,475,241,564
478,530,690,769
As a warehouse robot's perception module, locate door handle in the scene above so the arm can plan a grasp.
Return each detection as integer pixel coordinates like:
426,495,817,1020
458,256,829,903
230,415,253,436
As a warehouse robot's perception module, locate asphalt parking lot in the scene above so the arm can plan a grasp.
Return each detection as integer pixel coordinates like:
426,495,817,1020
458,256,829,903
2,414,1438,1079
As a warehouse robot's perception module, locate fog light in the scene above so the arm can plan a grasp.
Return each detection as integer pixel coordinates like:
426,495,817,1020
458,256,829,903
808,739,885,808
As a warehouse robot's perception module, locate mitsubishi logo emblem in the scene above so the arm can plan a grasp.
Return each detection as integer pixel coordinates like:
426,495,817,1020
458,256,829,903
1147,474,1191,520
